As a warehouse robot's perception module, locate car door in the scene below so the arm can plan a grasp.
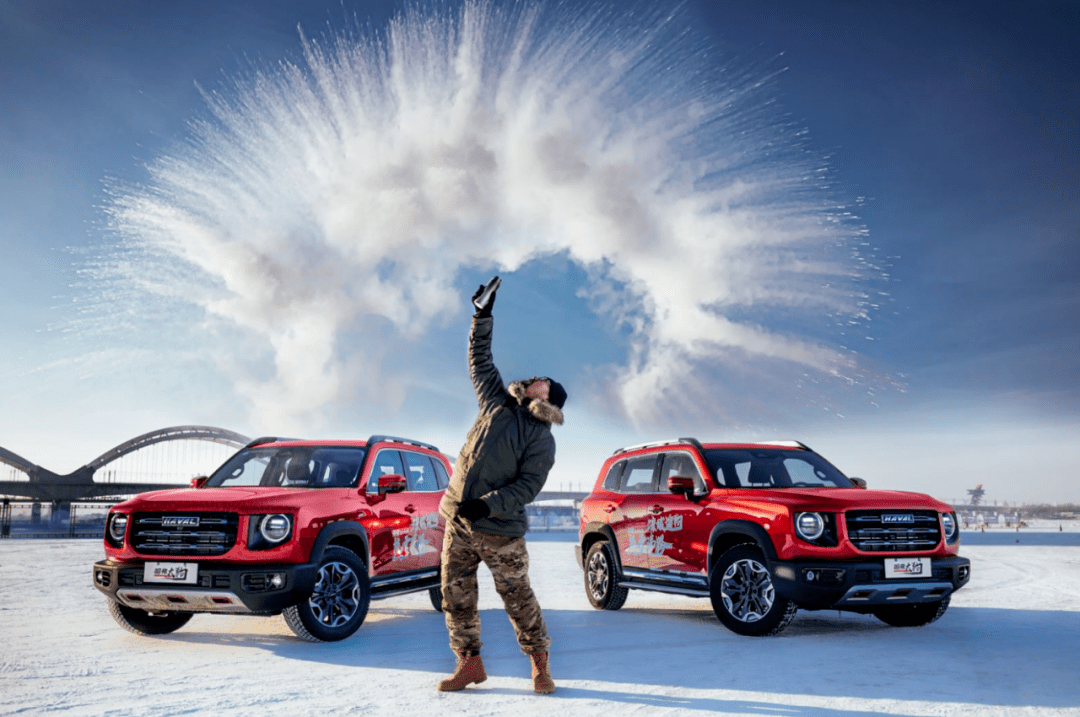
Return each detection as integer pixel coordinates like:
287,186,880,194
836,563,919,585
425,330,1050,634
363,448,416,575
399,449,446,572
609,453,662,573
649,451,709,575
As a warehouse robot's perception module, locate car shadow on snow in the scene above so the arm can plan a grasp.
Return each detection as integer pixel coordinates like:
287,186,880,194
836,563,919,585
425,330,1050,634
157,603,1078,710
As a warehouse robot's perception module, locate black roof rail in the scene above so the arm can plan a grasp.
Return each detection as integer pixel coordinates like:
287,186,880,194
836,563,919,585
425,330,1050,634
243,436,301,448
613,437,703,455
367,435,441,453
763,440,812,451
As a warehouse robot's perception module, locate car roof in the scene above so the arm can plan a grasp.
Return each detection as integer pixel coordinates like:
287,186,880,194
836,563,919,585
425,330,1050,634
612,437,809,455
248,435,444,453
253,439,370,448
700,441,808,451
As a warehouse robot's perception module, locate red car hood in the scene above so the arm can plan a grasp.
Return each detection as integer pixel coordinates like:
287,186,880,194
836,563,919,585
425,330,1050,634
115,487,353,513
718,487,953,513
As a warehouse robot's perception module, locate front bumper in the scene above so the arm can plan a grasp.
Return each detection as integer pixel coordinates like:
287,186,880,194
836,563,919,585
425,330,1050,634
771,555,971,610
92,558,319,614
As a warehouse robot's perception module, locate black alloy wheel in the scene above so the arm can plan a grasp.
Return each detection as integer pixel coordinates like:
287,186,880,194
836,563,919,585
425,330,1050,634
709,544,797,636
283,545,370,642
584,540,629,610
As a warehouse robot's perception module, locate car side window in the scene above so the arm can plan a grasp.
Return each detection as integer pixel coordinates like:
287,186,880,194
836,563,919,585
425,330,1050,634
602,460,624,490
431,456,451,489
402,451,440,492
660,451,706,493
367,449,405,494
618,455,659,493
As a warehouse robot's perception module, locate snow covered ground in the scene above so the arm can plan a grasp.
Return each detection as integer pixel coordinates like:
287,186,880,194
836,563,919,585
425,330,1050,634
2,529,1079,717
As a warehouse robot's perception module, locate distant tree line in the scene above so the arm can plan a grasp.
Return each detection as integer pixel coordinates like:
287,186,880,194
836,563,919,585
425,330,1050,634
1018,504,1080,519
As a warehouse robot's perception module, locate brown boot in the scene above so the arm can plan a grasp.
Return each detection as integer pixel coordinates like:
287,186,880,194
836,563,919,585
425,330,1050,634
438,653,487,691
529,652,556,694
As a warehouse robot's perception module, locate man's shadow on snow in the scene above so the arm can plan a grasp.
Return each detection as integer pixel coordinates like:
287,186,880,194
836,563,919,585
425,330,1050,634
161,604,1077,712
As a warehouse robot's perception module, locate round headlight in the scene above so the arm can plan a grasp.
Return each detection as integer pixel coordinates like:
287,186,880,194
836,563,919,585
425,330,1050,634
260,514,291,543
108,513,128,543
795,512,825,541
942,512,957,541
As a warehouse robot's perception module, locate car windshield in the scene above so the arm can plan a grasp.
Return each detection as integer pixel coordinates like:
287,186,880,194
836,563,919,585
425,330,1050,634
205,446,367,488
701,448,853,489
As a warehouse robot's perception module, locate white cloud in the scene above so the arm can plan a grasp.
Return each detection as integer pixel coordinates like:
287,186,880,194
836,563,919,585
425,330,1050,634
84,1,877,431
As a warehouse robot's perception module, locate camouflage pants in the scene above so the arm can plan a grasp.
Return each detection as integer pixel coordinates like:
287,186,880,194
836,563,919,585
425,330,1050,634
440,517,550,657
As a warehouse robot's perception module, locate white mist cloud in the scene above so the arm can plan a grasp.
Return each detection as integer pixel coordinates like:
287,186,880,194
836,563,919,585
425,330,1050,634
87,1,877,431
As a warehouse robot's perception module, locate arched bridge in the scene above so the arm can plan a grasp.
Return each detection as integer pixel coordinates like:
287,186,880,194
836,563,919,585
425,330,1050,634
0,426,250,502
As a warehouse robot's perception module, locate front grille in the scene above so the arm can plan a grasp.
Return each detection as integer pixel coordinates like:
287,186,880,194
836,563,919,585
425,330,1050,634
131,512,239,556
845,510,941,552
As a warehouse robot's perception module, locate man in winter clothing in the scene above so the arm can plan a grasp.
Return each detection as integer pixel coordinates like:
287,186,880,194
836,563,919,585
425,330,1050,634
437,281,565,695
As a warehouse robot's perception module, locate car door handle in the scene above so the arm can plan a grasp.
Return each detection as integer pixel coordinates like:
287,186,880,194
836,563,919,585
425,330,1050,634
649,505,664,514
603,504,616,513
405,504,416,513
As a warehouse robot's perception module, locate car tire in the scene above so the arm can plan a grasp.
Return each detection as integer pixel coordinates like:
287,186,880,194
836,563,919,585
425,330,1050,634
107,599,193,636
584,540,628,610
429,584,444,612
709,544,797,636
283,546,370,642
873,595,950,627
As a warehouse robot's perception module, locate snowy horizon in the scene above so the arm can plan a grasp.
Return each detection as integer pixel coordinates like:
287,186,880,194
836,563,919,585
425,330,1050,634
3,526,1079,716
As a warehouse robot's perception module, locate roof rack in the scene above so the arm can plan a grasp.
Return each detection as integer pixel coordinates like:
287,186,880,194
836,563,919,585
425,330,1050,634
613,437,703,455
762,440,812,450
367,435,441,453
243,436,301,448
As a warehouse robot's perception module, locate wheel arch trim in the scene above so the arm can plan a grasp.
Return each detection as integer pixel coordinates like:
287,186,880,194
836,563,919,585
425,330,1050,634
707,520,778,572
311,521,370,568
580,523,621,574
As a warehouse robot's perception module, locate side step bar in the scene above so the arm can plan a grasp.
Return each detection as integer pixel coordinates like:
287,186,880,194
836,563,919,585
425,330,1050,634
619,568,710,598
370,569,440,600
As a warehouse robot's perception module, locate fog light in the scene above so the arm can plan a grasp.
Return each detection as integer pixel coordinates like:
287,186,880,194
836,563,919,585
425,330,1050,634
806,570,816,582
270,573,285,589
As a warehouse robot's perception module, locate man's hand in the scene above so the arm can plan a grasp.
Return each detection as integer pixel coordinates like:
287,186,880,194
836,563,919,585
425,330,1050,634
471,282,497,318
458,499,490,521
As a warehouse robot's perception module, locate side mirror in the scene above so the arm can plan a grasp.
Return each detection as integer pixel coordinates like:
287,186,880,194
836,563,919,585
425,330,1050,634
667,475,697,498
378,474,407,495
850,477,868,489
190,476,210,489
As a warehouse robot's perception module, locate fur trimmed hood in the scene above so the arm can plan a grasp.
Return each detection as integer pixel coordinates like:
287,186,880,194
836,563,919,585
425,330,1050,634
508,381,564,426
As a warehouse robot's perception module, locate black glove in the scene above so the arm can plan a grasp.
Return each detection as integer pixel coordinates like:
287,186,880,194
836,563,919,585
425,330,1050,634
458,499,490,521
471,283,497,318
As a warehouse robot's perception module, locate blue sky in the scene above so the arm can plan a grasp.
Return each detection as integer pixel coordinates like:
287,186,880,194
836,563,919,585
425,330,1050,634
1,0,1077,505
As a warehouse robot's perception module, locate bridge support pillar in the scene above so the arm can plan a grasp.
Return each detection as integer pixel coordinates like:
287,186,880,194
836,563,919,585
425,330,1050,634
30,502,41,525
49,501,71,528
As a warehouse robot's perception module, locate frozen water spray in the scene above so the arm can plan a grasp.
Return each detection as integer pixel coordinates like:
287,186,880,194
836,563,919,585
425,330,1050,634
84,0,883,430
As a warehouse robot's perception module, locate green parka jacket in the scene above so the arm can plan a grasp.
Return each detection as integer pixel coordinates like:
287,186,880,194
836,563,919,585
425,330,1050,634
438,316,563,537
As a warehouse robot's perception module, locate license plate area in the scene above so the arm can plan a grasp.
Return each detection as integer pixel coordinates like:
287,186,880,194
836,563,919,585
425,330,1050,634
884,557,930,578
144,562,199,584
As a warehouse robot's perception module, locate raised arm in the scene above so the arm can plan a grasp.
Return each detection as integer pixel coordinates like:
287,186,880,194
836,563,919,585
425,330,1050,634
468,281,508,409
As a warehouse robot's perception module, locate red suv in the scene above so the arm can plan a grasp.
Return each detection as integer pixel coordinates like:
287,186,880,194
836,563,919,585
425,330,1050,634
93,435,451,642
577,438,971,636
